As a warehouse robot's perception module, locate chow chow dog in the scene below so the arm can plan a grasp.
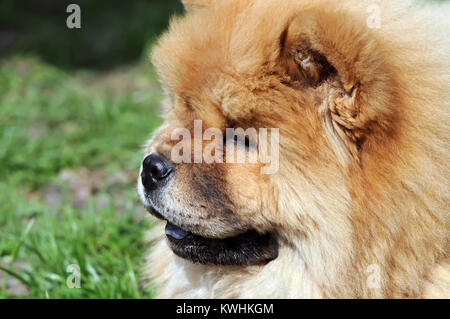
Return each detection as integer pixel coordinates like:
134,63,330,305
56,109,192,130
138,0,449,298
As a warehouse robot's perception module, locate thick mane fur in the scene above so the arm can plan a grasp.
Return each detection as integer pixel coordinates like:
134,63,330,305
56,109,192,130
143,0,449,298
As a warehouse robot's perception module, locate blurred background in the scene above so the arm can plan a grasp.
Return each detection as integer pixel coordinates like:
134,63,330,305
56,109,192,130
0,0,183,298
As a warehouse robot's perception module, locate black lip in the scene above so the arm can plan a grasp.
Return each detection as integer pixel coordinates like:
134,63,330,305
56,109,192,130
164,221,279,266
146,207,279,266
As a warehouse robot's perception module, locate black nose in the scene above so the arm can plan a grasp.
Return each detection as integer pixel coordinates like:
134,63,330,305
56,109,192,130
141,153,174,190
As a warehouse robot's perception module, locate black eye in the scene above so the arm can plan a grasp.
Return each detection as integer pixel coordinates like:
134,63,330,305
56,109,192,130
224,134,251,149
244,137,250,148
234,135,250,148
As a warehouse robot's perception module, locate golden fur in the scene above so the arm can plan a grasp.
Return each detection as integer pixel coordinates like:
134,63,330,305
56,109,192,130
140,0,450,298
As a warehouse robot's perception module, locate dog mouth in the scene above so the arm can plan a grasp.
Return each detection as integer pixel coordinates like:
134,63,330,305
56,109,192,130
143,201,278,265
164,221,278,266
140,172,278,265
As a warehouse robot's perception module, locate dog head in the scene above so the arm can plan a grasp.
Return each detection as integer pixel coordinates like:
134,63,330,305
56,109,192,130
138,0,397,266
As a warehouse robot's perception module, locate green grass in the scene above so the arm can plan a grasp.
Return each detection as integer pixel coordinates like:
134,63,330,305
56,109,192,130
0,56,163,298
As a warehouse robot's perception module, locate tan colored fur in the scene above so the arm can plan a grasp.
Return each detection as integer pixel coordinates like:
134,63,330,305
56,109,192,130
141,0,450,298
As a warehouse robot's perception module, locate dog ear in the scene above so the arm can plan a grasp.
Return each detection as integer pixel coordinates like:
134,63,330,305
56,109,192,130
281,10,395,162
181,0,212,11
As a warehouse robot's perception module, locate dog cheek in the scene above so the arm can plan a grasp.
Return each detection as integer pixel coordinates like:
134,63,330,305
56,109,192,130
226,163,267,221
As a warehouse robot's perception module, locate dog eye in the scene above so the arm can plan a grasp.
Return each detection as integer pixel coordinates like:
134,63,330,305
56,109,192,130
234,135,251,148
223,135,252,150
